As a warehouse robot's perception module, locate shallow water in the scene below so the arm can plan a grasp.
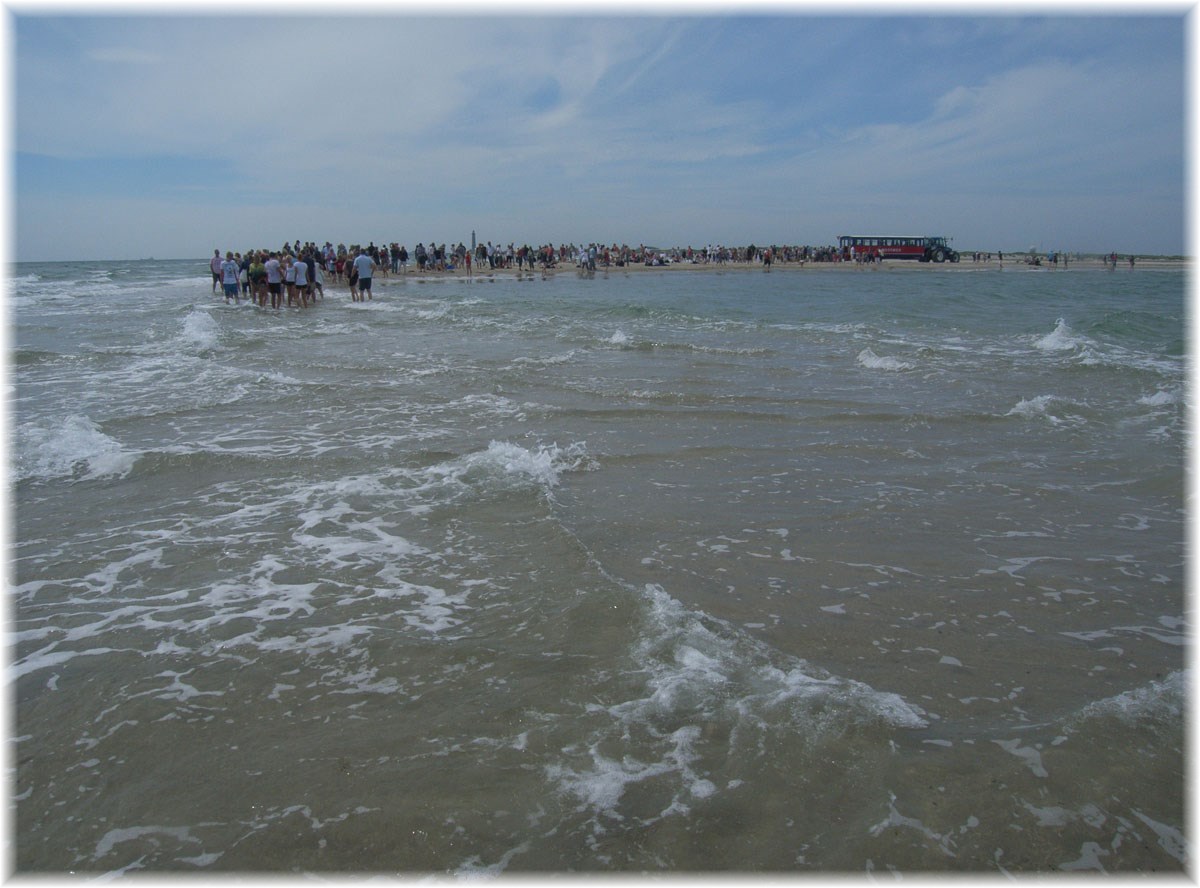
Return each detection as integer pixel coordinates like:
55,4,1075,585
10,260,1187,873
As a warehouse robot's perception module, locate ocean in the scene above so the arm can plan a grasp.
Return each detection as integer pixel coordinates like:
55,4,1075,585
10,258,1187,874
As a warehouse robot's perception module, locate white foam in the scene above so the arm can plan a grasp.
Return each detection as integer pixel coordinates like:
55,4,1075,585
1131,810,1188,864
1035,318,1083,351
547,583,929,826
868,792,957,858
1138,390,1177,407
179,309,220,351
1076,670,1186,724
93,824,200,861
1004,394,1083,426
14,414,138,481
857,347,914,371
12,645,118,679
993,738,1048,777
1007,394,1055,419
1059,842,1109,872
512,350,581,368
455,440,595,493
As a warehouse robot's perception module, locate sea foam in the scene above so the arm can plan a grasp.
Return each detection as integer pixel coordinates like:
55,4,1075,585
547,582,929,827
857,347,914,371
15,414,137,481
1076,670,1186,725
452,441,595,493
180,309,220,351
1035,318,1085,352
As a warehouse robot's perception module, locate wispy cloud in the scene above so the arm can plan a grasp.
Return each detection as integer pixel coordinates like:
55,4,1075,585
11,12,1185,260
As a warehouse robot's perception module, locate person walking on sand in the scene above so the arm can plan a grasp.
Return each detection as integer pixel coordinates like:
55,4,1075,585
353,249,376,301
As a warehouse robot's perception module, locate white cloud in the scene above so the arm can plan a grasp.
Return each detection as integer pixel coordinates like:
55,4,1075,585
758,56,1180,201
11,13,1185,258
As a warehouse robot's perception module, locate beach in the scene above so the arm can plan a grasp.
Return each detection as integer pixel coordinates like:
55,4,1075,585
12,258,1186,873
344,253,1187,281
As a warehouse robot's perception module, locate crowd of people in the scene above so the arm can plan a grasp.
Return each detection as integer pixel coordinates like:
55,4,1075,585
209,243,385,308
209,239,871,306
211,239,1123,307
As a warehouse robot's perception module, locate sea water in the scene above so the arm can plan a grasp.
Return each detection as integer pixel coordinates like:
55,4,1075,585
9,259,1187,873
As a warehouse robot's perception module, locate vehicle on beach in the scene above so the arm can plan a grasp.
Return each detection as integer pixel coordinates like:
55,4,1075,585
838,234,960,263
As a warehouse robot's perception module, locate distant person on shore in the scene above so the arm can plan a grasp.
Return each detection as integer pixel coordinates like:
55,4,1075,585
353,249,375,301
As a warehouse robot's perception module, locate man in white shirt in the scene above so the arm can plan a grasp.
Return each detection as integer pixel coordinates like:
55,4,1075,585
353,250,375,301
210,249,223,293
293,255,310,307
220,252,241,304
264,253,283,309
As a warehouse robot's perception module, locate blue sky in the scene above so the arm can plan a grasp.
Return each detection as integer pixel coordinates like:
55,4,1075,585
9,7,1188,260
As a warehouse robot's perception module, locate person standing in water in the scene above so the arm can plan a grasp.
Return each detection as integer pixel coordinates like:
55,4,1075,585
220,252,241,304
210,249,223,293
265,252,283,309
353,249,376,301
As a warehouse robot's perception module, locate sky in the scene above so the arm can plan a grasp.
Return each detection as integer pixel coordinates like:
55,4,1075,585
6,3,1190,261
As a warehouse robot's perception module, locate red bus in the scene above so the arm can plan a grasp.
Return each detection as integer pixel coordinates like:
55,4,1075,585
838,235,959,263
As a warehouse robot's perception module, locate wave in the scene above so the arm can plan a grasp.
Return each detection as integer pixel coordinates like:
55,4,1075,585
13,348,64,366
546,582,928,830
14,414,138,482
511,349,582,369
1031,316,1180,376
1138,389,1179,408
1089,308,1182,347
857,347,915,371
1073,670,1186,727
1004,394,1086,426
1035,318,1087,352
447,440,596,495
179,309,220,351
